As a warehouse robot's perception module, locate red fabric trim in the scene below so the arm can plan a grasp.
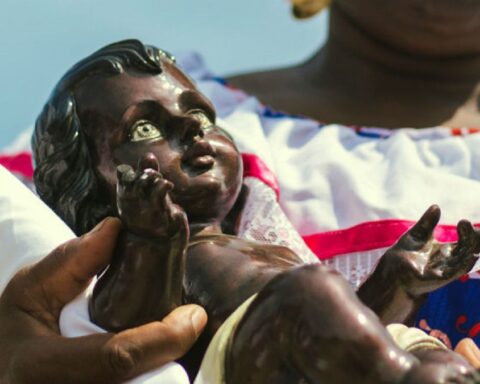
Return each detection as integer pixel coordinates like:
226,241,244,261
0,151,280,199
302,219,475,260
2,151,473,262
450,127,480,136
241,153,279,199
0,152,33,179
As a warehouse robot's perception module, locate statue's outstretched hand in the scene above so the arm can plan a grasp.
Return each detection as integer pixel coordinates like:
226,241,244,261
383,205,479,296
0,218,207,384
116,153,187,239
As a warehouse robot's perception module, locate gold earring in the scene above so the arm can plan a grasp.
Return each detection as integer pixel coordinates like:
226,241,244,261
290,0,332,19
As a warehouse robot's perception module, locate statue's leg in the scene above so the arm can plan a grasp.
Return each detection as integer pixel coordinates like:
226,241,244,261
401,349,480,383
226,264,416,384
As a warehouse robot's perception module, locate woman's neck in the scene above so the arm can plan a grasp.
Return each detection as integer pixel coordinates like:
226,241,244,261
305,4,480,94
298,5,480,127
229,4,480,128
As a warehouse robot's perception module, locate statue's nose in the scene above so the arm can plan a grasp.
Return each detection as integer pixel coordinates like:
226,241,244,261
179,117,204,144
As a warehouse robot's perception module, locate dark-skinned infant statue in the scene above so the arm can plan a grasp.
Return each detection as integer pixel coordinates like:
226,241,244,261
32,40,480,383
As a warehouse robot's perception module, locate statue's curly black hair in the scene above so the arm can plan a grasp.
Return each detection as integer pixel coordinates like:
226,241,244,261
32,39,174,235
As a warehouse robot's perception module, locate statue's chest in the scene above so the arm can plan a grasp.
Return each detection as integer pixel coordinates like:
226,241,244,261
183,237,299,332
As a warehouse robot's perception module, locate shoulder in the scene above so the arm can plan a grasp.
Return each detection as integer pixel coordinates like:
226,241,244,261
226,67,299,101
226,68,336,122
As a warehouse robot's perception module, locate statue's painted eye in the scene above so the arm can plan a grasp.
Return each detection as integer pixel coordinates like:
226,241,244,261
130,120,163,142
187,110,214,132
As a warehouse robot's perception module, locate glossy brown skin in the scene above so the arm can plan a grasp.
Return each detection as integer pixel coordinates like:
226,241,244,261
77,62,243,332
78,60,480,382
402,349,480,384
227,264,416,384
358,206,480,326
90,162,190,330
0,218,207,384
226,214,480,384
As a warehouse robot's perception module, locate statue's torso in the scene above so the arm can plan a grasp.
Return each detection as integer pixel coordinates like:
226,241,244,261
184,234,303,334
180,233,303,378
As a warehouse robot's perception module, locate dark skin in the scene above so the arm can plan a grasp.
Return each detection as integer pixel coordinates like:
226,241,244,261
75,61,480,382
228,0,480,129
0,217,207,384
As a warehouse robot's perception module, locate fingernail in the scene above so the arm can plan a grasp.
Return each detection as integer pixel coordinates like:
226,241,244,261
90,217,110,234
190,306,207,334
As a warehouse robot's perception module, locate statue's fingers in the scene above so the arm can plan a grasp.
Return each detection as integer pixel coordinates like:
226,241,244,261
403,205,441,246
116,164,136,186
456,220,477,253
143,178,173,217
155,178,173,201
171,208,189,239
453,221,478,267
136,168,163,196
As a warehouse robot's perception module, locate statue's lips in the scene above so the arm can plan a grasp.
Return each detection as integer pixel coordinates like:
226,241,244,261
182,140,215,169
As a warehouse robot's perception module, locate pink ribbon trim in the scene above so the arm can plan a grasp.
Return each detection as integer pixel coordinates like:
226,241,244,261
302,219,476,260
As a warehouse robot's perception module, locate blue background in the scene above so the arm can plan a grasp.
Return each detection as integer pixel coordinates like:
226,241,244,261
0,0,327,149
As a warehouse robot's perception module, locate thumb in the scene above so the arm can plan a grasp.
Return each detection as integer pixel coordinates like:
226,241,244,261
10,305,208,384
158,304,209,358
30,217,122,306
86,304,207,382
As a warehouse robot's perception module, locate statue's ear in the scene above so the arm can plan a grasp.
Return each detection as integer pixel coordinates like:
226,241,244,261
221,183,250,235
33,94,113,235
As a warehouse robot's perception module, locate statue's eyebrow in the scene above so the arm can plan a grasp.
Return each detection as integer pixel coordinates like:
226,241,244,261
120,100,168,131
179,90,216,122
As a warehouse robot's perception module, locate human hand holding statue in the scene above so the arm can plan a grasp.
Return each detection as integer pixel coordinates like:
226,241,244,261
0,217,206,384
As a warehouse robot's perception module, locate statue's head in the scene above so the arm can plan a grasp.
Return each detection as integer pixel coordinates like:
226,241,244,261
33,39,243,235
